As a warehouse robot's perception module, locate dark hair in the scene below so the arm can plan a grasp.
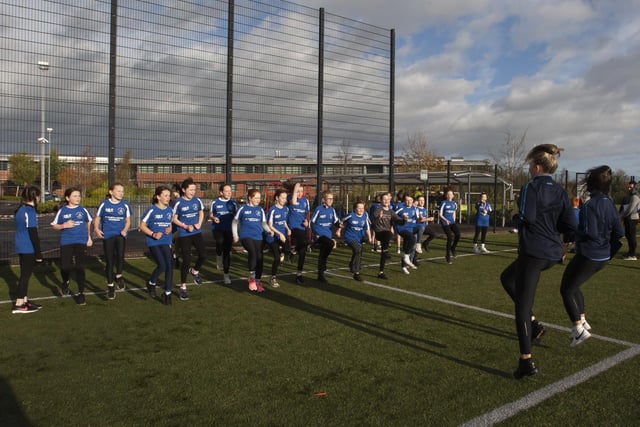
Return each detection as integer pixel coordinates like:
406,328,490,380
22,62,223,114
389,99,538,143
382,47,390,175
584,165,613,195
219,183,231,193
152,185,171,204
63,187,81,205
16,186,41,213
106,182,124,199
247,188,260,199
273,188,287,200
353,199,365,210
181,177,195,190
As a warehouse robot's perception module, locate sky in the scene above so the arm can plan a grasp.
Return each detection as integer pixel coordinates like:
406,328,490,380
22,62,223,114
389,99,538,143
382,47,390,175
3,1,639,178
294,0,640,176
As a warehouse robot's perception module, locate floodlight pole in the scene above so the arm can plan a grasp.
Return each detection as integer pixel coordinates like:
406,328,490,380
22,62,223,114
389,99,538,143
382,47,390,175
38,61,49,192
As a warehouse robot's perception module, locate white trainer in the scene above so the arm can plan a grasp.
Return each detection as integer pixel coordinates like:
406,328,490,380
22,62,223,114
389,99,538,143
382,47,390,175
570,325,591,347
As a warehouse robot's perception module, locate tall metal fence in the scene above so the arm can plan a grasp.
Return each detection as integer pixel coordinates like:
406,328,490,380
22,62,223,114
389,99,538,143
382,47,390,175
1,0,392,191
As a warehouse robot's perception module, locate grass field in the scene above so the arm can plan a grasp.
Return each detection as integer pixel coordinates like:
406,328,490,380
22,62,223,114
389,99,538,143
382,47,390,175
1,232,639,426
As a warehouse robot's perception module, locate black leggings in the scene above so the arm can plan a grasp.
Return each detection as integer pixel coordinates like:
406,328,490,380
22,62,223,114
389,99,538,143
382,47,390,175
441,224,460,256
316,236,335,273
268,238,290,276
623,218,638,256
560,253,607,323
473,226,488,244
501,254,557,355
102,234,126,284
60,244,88,293
376,230,393,271
17,253,36,299
149,244,173,292
241,238,264,279
291,228,309,271
178,233,206,283
347,240,363,273
213,229,233,273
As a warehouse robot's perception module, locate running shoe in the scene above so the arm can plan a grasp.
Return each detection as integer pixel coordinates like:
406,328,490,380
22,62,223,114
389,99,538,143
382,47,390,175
295,275,304,285
116,276,125,290
256,281,265,292
74,293,86,306
12,303,39,314
162,292,172,306
401,267,410,275
107,285,116,300
223,274,232,285
178,287,189,301
190,268,202,286
147,282,157,298
570,325,591,347
270,276,280,288
377,272,388,279
513,358,538,379
60,280,70,296
248,277,258,291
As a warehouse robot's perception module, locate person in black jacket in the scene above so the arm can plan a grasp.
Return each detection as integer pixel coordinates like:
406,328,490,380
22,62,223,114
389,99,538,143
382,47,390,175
560,166,624,347
500,144,577,379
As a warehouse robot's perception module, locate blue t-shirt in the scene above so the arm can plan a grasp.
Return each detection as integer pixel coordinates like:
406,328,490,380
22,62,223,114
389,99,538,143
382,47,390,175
234,205,267,240
266,204,288,244
96,198,131,239
51,205,93,246
342,211,370,244
475,201,492,227
141,204,173,247
173,196,204,237
311,204,339,239
395,205,418,233
15,204,37,254
439,200,457,226
287,196,309,231
210,197,238,232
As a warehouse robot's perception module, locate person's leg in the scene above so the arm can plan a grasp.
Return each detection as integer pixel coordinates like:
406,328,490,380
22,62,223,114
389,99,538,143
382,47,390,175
179,235,192,283
348,240,363,274
254,239,264,280
269,240,280,276
192,233,206,271
16,253,36,301
103,237,116,284
148,246,164,285
222,231,233,273
377,231,391,272
451,223,460,252
73,244,88,294
560,254,607,323
114,234,126,278
629,219,638,256
60,244,74,284
514,256,556,356
441,225,453,257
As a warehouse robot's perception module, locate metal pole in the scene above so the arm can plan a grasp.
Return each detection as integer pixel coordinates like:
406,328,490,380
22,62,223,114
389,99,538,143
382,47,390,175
38,61,49,192
47,128,53,192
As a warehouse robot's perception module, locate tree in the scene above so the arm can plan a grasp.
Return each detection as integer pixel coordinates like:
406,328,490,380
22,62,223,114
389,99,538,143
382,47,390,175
8,153,38,195
490,129,528,186
115,149,134,187
48,148,67,190
400,131,440,172
56,148,105,196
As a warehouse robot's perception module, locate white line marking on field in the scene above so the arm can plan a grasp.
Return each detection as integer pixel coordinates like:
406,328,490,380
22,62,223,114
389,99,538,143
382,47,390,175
459,345,640,427
327,269,639,427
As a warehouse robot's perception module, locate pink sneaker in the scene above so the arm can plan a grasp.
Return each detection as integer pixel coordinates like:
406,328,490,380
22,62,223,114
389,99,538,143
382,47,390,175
256,281,265,292
248,277,257,291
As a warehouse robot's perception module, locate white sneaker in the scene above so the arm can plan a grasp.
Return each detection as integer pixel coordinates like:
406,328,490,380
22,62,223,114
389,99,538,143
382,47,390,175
216,255,223,270
402,254,416,269
223,274,231,285
401,267,410,275
570,325,591,347
582,318,591,331
270,276,280,288
415,243,422,254
396,247,401,254
473,245,480,254
623,255,637,260
480,245,490,253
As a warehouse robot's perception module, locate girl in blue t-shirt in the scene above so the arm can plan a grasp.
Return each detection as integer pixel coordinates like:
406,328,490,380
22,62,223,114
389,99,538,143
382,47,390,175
286,181,310,284
310,191,341,283
266,189,292,288
140,186,174,305
341,200,371,281
51,187,93,305
13,186,43,314
439,189,460,265
209,183,238,284
472,192,493,254
94,182,131,299
233,189,273,292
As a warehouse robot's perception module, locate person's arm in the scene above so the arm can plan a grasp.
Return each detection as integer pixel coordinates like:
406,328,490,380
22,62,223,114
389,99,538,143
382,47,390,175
122,215,131,237
27,227,43,261
232,218,240,242
93,215,104,239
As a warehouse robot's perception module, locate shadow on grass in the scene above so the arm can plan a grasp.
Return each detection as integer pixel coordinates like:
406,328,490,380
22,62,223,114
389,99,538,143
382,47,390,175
0,377,33,427
259,284,513,379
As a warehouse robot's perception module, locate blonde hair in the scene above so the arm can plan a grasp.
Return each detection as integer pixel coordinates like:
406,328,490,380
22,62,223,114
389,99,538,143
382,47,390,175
526,144,563,174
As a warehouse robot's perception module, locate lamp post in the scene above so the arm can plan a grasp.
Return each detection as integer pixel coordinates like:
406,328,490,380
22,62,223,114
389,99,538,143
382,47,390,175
47,127,53,193
38,61,49,192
